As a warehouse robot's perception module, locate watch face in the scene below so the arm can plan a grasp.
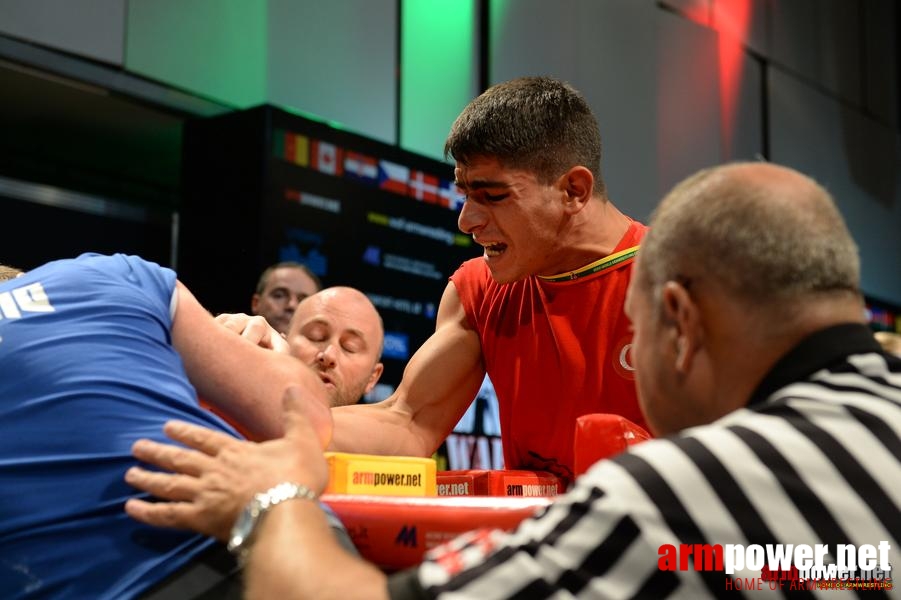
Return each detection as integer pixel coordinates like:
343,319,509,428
227,483,316,561
229,503,258,552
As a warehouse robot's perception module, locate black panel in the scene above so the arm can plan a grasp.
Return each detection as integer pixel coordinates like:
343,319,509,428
0,196,172,271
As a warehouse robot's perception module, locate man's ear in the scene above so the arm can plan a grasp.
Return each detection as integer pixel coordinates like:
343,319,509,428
363,362,384,394
661,280,701,373
250,294,261,313
559,166,594,213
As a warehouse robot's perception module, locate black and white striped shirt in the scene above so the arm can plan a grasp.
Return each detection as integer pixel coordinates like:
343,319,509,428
389,324,901,599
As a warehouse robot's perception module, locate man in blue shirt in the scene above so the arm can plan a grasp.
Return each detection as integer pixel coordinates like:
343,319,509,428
0,253,326,599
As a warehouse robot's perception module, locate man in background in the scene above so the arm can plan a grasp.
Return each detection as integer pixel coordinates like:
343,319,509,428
221,286,385,409
205,286,385,442
251,261,322,335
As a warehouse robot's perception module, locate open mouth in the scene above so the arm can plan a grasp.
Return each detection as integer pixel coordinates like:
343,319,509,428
483,242,507,257
317,372,335,387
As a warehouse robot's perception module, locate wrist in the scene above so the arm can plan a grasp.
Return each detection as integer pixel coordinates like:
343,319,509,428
228,481,318,564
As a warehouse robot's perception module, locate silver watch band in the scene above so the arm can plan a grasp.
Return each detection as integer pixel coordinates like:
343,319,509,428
228,481,318,564
261,481,318,509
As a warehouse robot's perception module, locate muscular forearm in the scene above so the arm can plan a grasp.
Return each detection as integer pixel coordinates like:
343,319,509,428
245,499,388,600
327,298,486,458
329,400,434,457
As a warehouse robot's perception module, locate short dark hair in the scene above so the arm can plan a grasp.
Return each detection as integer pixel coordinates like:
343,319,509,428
255,262,323,295
444,76,605,195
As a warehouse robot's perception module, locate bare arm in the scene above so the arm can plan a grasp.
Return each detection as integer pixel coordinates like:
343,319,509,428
124,281,483,536
127,388,388,599
240,389,387,600
245,499,387,600
172,281,326,440
329,281,486,457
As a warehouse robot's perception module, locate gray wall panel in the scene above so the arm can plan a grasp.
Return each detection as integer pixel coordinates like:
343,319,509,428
769,68,901,303
0,0,124,65
862,0,899,127
769,0,862,106
491,0,722,222
267,0,397,144
725,52,764,162
489,0,580,83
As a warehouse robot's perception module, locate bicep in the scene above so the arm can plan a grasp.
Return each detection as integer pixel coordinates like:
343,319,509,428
172,281,326,440
399,281,485,445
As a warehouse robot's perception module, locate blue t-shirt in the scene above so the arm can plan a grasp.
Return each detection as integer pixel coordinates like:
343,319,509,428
0,254,241,599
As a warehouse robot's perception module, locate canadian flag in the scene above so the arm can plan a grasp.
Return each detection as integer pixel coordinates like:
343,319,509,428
408,170,439,204
378,160,409,195
312,140,344,176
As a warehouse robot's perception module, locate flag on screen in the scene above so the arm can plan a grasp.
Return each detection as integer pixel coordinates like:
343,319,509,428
282,132,309,167
439,179,463,210
344,151,379,184
408,170,439,204
273,128,286,158
312,140,343,175
378,160,409,195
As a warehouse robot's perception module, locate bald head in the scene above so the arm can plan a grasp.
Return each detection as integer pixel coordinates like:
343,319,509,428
286,286,384,407
626,162,865,436
637,162,860,314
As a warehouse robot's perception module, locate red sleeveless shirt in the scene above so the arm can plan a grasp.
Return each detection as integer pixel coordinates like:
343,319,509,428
450,220,648,485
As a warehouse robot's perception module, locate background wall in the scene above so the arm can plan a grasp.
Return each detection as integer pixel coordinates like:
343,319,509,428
0,0,898,304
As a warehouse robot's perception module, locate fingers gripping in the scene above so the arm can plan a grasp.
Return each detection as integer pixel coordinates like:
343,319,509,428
131,438,210,477
124,497,191,530
123,464,214,533
162,420,239,456
124,494,231,541
243,316,286,351
125,466,200,501
125,446,243,541
214,312,254,333
215,312,286,351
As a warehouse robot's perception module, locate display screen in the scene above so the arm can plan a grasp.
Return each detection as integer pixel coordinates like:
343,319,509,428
263,112,478,393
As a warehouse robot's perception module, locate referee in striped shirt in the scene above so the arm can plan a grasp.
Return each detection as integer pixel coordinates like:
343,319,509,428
129,161,901,599
383,162,898,599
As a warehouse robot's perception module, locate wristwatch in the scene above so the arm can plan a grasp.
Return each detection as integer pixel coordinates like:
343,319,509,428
227,481,318,564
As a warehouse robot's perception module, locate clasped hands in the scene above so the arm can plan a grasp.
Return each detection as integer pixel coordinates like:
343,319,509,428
214,312,289,353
